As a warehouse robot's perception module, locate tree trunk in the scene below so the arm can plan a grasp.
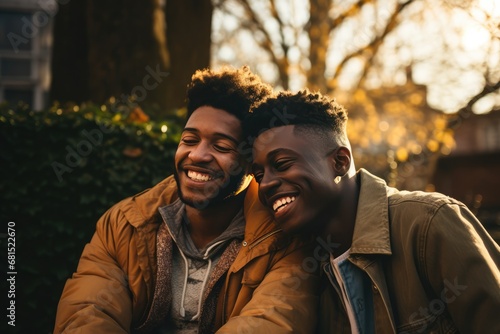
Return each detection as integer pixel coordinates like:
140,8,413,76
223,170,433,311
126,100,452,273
50,0,90,104
86,0,169,114
50,1,212,117
306,0,331,92
165,0,213,112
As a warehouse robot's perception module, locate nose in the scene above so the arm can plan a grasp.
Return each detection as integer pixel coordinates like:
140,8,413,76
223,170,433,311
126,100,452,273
187,142,213,163
258,170,280,201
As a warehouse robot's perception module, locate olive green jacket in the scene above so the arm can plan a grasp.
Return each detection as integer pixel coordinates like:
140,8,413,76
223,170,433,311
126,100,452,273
317,169,500,333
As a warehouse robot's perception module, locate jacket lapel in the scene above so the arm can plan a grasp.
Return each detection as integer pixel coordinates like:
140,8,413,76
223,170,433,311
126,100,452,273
348,169,396,333
350,256,396,333
134,222,173,333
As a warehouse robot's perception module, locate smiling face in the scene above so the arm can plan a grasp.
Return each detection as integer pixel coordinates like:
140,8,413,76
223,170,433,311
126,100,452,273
252,125,341,233
174,106,250,209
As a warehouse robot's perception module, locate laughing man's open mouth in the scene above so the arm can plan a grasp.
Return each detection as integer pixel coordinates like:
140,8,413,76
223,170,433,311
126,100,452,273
272,196,296,213
187,170,214,182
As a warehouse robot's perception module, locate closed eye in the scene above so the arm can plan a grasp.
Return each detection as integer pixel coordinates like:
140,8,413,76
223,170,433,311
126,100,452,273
181,138,198,145
274,159,293,171
214,144,234,153
251,165,264,183
253,171,263,183
180,131,200,145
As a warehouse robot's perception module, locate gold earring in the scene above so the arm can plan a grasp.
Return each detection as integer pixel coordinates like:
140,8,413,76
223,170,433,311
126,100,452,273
334,176,341,184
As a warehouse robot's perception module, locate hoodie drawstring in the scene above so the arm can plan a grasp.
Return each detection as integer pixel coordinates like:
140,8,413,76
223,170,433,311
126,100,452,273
178,248,189,318
190,258,211,321
178,240,226,321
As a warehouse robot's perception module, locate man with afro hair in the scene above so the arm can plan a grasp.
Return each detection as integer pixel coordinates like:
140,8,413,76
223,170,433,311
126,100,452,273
246,89,500,333
55,67,320,334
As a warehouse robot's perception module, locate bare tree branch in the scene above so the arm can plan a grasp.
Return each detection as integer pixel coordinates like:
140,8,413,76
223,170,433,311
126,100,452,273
236,0,290,88
331,0,415,89
357,0,416,88
307,0,373,91
449,80,500,128
330,0,372,30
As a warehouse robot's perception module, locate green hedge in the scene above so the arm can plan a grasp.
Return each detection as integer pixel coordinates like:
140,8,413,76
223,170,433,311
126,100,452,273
0,102,183,333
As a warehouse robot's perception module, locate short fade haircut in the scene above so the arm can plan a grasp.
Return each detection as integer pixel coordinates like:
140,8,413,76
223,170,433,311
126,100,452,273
186,66,273,122
244,90,349,147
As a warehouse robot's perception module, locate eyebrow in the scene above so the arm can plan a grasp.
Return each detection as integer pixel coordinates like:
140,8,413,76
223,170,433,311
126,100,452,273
266,148,283,160
253,148,296,167
182,127,240,145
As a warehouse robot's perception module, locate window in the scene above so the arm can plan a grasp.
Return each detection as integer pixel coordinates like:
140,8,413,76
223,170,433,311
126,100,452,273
0,11,33,52
1,58,31,77
0,1,55,110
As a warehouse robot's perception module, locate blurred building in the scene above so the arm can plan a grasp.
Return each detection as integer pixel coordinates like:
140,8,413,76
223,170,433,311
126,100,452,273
0,0,56,110
432,109,500,243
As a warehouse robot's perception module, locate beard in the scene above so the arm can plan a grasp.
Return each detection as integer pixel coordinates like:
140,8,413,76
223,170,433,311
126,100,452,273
173,167,249,210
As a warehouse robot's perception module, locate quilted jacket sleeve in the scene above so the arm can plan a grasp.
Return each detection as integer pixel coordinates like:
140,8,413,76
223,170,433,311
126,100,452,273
53,206,136,334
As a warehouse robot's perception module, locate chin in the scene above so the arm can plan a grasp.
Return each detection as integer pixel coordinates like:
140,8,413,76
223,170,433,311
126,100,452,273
179,195,209,210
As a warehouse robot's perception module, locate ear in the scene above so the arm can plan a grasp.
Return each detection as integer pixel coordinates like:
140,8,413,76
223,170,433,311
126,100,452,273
330,146,351,175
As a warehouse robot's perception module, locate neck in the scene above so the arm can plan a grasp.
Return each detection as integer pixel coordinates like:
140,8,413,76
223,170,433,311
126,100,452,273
324,173,360,257
185,191,246,249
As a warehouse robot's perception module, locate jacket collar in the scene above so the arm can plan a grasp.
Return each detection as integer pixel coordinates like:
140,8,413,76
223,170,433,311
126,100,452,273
350,169,392,256
243,179,282,242
120,175,179,228
349,169,398,333
158,198,245,260
118,176,288,272
229,179,292,273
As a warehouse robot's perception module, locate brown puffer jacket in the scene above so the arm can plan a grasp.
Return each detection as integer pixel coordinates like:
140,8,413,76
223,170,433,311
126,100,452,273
54,176,319,333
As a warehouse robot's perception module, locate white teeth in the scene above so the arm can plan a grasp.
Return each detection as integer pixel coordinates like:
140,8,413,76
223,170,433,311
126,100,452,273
272,196,296,212
276,205,286,213
187,170,212,182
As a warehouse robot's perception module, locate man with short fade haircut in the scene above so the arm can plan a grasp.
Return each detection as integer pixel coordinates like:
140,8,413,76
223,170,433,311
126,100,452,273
54,67,319,334
245,90,500,333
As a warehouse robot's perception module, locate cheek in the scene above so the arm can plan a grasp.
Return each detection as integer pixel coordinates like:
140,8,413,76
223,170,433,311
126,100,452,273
174,147,188,163
289,168,328,189
222,155,247,175
297,168,334,194
296,176,333,210
227,164,244,178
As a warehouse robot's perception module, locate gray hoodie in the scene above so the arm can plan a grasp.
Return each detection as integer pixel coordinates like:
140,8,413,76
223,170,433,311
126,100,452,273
158,198,245,333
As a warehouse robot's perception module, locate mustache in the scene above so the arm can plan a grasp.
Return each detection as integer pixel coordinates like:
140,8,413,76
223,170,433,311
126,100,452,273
179,163,225,178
